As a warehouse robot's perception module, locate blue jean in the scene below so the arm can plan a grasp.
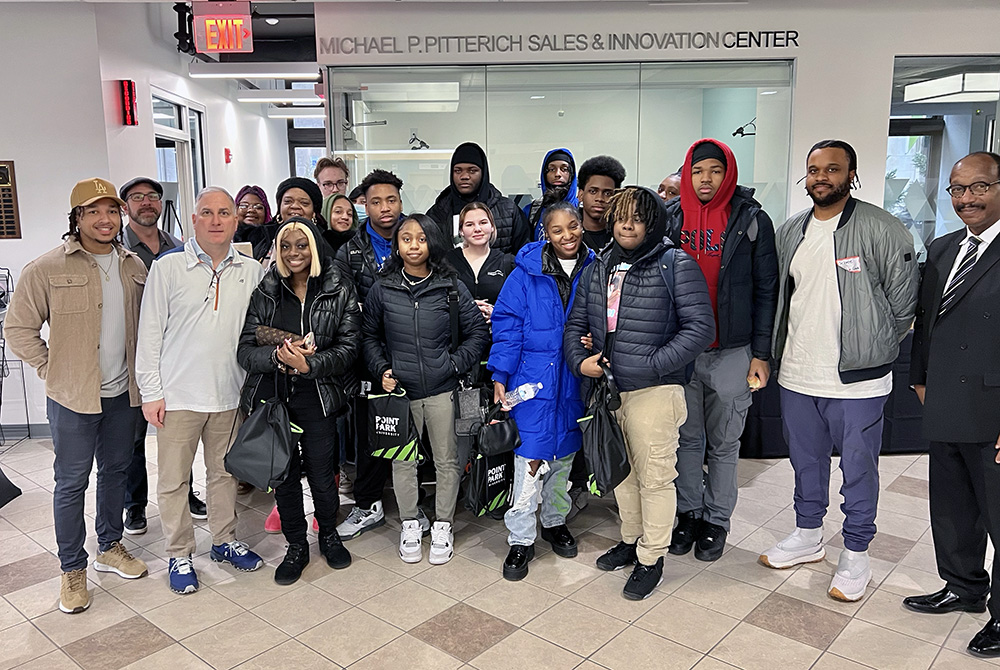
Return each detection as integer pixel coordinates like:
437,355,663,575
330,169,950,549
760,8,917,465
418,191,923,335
505,452,574,546
779,386,888,552
48,393,137,571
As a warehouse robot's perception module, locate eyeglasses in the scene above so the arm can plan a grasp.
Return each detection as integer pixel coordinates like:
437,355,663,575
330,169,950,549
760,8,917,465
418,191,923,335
237,203,266,211
325,179,349,189
946,180,1000,198
126,192,161,202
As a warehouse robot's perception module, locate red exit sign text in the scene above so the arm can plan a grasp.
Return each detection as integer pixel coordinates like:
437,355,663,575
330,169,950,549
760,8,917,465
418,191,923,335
194,12,254,54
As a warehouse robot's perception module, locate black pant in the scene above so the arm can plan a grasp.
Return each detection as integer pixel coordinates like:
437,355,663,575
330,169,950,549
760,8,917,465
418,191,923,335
351,395,391,509
929,440,1000,618
275,391,340,545
124,415,196,511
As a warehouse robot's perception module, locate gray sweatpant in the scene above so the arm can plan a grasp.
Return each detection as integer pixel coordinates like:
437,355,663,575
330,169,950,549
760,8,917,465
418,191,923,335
392,391,461,523
676,345,754,531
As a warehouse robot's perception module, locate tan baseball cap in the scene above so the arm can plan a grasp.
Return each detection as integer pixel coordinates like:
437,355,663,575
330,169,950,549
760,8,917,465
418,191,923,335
70,178,126,209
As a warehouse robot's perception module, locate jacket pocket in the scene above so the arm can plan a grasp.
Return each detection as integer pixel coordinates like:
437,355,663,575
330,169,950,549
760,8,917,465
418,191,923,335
983,373,1000,387
49,275,89,314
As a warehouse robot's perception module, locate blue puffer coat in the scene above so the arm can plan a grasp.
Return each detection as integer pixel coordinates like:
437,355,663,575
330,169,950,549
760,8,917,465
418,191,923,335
488,241,594,461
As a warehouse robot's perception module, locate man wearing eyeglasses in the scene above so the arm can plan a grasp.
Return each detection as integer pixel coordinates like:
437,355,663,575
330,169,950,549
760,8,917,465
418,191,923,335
120,178,180,267
314,156,350,197
905,152,1000,658
118,177,206,535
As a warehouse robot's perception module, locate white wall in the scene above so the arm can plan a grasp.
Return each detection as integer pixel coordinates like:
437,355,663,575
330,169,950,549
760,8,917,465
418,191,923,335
0,2,289,427
96,3,289,228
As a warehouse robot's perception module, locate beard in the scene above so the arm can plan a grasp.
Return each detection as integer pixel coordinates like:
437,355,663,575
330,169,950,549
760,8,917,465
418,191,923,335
130,209,161,227
807,178,851,208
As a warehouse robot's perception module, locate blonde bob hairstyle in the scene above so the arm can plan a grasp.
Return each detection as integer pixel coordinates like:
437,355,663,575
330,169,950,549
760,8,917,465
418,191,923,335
273,219,322,278
458,202,497,247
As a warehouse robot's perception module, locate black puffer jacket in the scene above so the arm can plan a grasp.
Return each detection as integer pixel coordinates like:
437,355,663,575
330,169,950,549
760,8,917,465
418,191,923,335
664,185,778,360
564,240,715,391
334,225,381,305
426,142,532,255
362,271,490,400
445,247,516,306
237,254,361,417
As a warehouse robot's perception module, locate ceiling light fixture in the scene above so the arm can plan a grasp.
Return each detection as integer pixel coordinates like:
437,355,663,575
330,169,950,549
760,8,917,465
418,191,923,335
266,107,326,119
530,95,545,100
904,73,1000,103
237,89,322,104
189,62,320,80
760,90,777,96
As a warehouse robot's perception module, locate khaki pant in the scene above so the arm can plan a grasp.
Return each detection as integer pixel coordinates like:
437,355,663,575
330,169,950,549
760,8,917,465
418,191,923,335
156,409,240,557
392,392,461,523
614,385,686,566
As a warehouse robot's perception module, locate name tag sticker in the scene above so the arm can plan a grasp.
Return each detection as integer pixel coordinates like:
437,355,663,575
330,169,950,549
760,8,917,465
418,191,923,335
836,256,862,273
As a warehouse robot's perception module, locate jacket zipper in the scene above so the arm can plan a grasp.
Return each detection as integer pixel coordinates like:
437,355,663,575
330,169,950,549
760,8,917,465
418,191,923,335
413,298,429,393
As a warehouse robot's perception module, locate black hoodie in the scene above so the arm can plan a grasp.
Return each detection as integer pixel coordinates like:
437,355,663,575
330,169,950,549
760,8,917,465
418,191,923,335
426,142,532,255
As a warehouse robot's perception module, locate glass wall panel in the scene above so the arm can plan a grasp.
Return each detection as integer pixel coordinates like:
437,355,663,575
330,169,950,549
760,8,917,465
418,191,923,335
329,66,487,213
325,60,793,220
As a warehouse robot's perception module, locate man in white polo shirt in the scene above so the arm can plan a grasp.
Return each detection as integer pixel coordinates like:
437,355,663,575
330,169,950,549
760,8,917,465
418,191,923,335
137,186,265,594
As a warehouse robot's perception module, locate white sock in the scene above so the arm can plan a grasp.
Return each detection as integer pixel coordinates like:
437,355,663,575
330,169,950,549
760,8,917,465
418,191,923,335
838,549,870,579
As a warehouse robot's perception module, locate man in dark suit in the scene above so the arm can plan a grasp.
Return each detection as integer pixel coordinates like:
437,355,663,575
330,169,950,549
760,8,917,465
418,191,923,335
905,151,1000,658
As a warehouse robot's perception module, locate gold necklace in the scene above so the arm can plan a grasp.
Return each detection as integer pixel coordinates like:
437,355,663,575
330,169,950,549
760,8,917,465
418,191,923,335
94,254,115,282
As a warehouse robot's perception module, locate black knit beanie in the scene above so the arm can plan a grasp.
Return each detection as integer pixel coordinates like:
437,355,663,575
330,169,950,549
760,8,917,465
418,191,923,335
276,177,323,216
691,141,727,168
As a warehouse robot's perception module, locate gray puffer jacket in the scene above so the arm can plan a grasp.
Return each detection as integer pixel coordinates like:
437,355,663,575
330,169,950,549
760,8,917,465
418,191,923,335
771,197,918,383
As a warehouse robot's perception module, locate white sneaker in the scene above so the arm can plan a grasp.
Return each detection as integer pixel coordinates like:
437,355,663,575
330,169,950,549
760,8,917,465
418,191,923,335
429,521,454,565
336,501,385,540
399,520,423,563
829,549,871,602
759,528,826,569
415,507,431,535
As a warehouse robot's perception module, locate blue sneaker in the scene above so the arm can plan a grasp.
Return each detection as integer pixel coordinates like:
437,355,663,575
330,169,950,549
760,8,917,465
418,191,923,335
210,540,264,572
168,556,199,594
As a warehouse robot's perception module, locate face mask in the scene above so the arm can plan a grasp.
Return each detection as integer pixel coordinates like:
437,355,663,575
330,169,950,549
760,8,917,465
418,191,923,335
354,203,368,223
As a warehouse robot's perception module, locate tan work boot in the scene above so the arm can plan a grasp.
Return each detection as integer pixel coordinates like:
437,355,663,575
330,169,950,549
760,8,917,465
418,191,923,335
94,541,148,579
59,569,91,614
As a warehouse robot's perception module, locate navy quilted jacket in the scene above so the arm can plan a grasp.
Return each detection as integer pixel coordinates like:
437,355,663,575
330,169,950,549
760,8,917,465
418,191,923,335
564,240,716,391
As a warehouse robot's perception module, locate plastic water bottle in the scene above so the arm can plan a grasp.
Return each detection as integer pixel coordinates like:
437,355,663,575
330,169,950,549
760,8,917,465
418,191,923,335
504,382,543,408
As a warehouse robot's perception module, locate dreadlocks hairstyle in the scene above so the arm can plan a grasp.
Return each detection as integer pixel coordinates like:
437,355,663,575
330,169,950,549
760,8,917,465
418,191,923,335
606,186,660,229
808,139,862,189
65,208,81,240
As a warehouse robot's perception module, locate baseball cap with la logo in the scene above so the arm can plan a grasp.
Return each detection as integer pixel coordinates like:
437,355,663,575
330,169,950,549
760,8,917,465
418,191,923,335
70,178,127,209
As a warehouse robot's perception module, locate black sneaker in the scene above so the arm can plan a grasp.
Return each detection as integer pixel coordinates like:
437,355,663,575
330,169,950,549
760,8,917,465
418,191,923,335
274,542,310,585
540,524,578,558
123,507,147,535
596,541,638,572
189,492,208,520
694,522,727,562
319,532,352,570
623,557,664,600
502,544,535,581
668,510,701,556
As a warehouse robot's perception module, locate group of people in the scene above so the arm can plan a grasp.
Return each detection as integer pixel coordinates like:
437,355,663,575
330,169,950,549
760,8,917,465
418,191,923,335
6,136,1000,659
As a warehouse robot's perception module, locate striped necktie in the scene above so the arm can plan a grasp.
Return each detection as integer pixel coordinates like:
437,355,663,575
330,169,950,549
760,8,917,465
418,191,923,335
939,235,983,316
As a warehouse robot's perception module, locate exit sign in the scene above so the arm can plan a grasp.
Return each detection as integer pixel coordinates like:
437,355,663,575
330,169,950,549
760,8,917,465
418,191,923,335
193,2,253,54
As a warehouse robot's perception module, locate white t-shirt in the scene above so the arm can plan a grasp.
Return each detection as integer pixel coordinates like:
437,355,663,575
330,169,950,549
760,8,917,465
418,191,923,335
779,211,892,399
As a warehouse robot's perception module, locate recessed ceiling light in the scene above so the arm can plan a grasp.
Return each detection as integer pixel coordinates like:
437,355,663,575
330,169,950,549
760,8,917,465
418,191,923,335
760,90,777,95
264,17,279,25
530,95,545,100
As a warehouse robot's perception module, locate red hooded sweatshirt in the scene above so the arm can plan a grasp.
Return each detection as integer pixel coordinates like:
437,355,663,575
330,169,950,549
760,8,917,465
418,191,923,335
679,138,739,348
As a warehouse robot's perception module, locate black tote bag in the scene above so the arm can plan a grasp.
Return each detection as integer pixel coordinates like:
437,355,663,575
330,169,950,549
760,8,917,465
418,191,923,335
225,395,296,493
466,449,514,517
577,362,630,497
367,387,421,462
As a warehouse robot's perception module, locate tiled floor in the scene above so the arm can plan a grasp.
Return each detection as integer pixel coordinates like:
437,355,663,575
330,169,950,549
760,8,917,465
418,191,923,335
0,437,996,670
